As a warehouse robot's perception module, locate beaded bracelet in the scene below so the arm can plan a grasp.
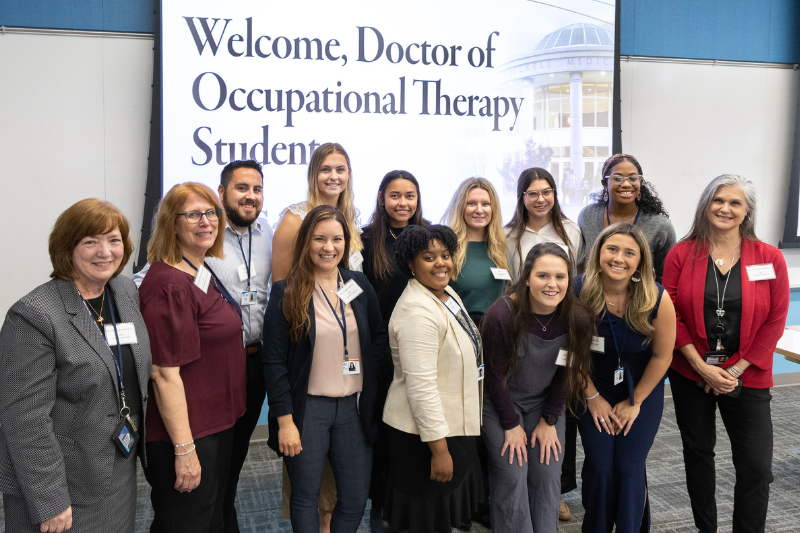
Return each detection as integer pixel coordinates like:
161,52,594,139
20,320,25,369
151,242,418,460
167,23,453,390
174,440,194,448
586,392,600,400
175,445,196,456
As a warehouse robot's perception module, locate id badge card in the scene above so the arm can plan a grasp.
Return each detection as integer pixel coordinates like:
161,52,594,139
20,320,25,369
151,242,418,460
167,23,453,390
343,360,361,375
477,364,485,380
555,349,568,367
193,265,211,293
591,336,605,353
112,416,139,459
349,251,364,271
613,367,624,385
490,268,511,280
104,323,138,345
703,352,729,366
746,263,776,281
241,290,257,306
337,279,364,304
237,263,256,282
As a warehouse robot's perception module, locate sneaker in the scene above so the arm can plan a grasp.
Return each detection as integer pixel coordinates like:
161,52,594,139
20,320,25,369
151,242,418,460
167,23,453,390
559,499,571,521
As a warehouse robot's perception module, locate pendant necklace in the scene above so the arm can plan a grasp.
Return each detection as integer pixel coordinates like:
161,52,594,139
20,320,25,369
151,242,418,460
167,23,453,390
710,239,740,267
605,290,624,308
389,228,398,239
532,312,555,332
712,246,737,351
84,291,106,325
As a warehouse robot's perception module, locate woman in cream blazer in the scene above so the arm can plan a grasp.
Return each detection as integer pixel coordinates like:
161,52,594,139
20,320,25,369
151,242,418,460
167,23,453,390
381,224,484,533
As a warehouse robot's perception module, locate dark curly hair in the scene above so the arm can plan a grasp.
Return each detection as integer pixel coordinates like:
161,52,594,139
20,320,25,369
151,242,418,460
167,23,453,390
589,154,669,217
394,224,459,277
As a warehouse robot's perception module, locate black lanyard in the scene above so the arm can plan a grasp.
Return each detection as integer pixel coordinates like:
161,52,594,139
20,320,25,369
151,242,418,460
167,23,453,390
605,310,635,405
442,297,481,362
236,226,253,291
319,279,349,360
606,207,641,226
84,286,128,416
182,256,242,320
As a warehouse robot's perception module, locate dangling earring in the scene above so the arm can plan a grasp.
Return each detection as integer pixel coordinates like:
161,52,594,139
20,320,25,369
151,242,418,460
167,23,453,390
631,270,641,283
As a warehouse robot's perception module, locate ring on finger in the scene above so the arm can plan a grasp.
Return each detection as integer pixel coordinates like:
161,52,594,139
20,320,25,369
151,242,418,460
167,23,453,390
599,417,605,423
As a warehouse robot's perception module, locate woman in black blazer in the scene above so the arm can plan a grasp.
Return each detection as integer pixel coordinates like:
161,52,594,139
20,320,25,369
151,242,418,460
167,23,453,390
264,205,388,533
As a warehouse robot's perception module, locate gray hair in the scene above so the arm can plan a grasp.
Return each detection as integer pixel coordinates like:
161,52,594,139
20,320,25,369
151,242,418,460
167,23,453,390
684,174,758,243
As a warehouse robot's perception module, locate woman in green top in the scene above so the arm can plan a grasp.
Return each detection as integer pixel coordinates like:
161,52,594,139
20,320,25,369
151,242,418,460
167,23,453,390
443,177,508,327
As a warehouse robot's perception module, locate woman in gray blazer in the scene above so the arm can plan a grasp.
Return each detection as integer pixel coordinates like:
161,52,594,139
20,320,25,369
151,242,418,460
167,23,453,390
0,199,152,533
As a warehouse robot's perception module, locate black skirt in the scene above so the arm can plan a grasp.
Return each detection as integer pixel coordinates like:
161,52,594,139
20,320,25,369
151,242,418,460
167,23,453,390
383,426,483,533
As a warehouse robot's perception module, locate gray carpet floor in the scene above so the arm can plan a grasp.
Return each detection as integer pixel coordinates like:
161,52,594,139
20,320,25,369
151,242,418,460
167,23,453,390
3,385,800,532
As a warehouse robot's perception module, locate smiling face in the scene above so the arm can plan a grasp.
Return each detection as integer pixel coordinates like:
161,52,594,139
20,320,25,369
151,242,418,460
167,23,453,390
316,152,350,204
409,239,453,298
382,178,418,227
527,254,569,315
707,185,748,234
598,233,641,283
309,218,345,275
71,228,124,289
220,167,262,231
523,178,555,224
464,187,492,233
605,160,641,207
175,193,219,259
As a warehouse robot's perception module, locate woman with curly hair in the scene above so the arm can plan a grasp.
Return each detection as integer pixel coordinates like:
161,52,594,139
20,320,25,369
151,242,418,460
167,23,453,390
382,225,484,533
577,154,676,283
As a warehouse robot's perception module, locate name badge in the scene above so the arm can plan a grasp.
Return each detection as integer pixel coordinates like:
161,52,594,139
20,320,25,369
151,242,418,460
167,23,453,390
445,297,462,316
349,251,364,271
614,367,624,385
591,336,605,353
705,355,727,366
337,279,364,304
490,268,511,280
555,348,568,367
193,265,211,293
104,323,138,346
477,364,485,380
343,360,361,375
241,290,257,306
237,263,256,282
746,263,776,281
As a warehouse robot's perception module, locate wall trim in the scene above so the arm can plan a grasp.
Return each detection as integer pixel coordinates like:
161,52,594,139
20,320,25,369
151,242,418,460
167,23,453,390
0,26,153,40
621,55,798,70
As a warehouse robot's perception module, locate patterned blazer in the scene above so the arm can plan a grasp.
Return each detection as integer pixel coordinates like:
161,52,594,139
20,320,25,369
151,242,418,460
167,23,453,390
0,276,151,523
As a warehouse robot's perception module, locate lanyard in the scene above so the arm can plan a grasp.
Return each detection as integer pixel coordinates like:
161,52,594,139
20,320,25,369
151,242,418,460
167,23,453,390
182,256,242,320
441,297,481,363
319,279,349,360
236,226,253,291
605,310,635,405
606,207,641,226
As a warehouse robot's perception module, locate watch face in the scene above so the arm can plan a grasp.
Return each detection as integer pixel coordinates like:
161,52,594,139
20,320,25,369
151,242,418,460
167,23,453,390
544,415,558,426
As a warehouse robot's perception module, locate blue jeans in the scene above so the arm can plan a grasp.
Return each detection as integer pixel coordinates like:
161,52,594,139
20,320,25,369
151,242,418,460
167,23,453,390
284,394,372,533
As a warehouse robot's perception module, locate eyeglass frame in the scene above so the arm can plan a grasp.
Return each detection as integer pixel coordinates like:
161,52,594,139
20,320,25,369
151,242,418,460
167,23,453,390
522,188,554,200
604,174,644,184
176,208,223,224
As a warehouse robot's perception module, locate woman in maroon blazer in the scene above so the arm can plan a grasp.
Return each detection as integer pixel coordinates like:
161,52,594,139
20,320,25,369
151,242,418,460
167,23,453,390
662,174,789,533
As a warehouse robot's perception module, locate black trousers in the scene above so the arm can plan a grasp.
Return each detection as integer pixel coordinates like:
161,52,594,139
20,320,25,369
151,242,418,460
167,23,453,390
668,369,773,533
144,427,235,533
560,410,579,494
224,348,268,532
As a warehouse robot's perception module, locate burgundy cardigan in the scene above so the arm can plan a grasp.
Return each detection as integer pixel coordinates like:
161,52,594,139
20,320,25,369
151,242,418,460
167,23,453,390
662,239,789,388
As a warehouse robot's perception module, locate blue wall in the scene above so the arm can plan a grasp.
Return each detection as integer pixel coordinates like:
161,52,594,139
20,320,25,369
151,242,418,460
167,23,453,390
3,1,799,63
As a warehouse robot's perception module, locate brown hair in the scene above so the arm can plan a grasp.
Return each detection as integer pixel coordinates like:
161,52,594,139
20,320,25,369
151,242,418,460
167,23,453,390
147,182,226,265
282,205,351,341
49,199,133,280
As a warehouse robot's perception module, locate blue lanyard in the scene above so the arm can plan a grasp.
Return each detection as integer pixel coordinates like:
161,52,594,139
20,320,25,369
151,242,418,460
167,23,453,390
236,226,252,291
182,256,242,320
605,310,635,405
318,278,349,360
606,206,640,226
84,286,128,413
441,297,481,362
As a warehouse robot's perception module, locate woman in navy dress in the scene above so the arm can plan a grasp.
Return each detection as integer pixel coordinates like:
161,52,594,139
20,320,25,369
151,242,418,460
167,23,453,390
576,223,675,532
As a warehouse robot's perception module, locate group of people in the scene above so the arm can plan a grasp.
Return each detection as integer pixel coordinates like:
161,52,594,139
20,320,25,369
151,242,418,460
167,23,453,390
0,144,789,533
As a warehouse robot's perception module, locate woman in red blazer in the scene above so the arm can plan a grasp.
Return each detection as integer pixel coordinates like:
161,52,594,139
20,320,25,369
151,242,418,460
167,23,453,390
663,174,789,533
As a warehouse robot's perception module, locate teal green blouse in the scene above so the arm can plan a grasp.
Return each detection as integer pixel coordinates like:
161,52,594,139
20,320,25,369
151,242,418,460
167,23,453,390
449,241,506,325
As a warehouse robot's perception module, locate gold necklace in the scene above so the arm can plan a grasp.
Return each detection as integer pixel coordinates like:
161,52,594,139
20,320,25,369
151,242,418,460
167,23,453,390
389,228,398,239
85,291,106,325
604,290,625,308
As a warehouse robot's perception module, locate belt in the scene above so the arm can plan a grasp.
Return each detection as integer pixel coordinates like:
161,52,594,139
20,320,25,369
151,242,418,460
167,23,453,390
245,343,261,355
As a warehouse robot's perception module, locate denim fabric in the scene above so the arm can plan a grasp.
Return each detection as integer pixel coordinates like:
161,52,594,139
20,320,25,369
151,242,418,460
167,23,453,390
284,394,372,533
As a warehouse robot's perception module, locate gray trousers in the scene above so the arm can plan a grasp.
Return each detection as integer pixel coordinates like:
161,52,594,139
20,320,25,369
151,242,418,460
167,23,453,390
482,401,565,533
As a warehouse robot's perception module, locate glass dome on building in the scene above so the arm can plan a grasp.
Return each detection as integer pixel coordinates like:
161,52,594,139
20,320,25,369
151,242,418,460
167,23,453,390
534,23,614,52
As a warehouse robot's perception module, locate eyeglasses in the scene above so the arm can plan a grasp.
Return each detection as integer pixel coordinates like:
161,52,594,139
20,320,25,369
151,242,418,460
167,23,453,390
606,175,643,184
177,208,222,224
524,189,554,200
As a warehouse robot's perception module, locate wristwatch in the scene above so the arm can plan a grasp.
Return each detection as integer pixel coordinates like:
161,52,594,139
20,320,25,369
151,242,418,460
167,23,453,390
542,414,558,426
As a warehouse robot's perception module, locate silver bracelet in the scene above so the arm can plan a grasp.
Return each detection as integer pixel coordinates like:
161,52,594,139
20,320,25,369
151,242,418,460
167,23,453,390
174,440,194,448
586,392,600,400
726,364,743,378
175,445,196,456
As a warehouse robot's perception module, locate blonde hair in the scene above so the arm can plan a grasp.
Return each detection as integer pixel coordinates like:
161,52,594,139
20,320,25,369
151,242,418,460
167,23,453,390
147,182,226,265
442,178,508,280
306,143,362,252
580,223,658,341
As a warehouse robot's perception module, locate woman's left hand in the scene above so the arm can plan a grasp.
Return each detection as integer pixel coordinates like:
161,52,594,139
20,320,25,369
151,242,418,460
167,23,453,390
611,401,641,435
530,419,562,465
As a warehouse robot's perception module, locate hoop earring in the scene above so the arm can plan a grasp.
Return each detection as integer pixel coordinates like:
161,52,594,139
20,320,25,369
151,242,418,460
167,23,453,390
631,270,641,283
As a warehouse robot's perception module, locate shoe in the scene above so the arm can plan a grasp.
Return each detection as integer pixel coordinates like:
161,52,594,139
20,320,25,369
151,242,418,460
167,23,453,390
369,504,389,533
456,519,472,531
559,499,571,521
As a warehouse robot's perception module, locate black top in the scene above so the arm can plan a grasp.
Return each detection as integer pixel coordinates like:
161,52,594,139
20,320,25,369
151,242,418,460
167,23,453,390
361,225,412,331
703,257,742,354
85,291,143,415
